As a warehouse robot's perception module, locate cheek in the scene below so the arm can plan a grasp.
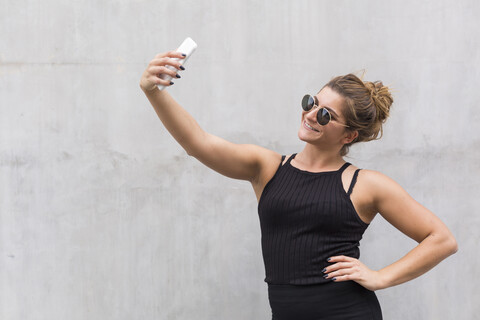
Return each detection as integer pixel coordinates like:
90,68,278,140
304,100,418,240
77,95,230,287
300,113,306,125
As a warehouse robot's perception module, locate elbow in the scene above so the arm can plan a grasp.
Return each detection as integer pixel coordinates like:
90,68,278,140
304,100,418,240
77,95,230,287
435,218,459,256
438,230,458,256
177,138,200,158
185,144,200,158
429,229,458,257
185,145,194,156
183,132,207,158
186,148,197,158
447,235,459,255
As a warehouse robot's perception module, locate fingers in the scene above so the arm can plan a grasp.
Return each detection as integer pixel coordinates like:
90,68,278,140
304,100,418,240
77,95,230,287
321,256,381,290
150,51,187,70
139,68,174,92
140,51,186,91
325,262,355,273
149,66,181,79
148,75,173,87
149,57,185,71
155,50,186,60
328,274,353,282
327,255,355,263
324,266,356,280
323,256,362,282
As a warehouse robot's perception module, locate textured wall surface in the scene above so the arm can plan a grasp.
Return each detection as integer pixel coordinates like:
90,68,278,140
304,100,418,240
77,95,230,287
1,0,479,319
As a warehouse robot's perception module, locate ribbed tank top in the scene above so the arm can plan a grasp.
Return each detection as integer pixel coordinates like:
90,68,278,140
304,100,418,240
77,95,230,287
257,153,369,285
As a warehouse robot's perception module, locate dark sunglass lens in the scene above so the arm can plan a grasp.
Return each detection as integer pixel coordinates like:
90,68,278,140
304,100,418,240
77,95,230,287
317,108,331,125
301,95,314,111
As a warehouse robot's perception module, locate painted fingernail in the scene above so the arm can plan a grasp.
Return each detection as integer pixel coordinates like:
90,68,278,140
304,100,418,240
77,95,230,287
323,274,328,279
322,268,327,273
179,65,185,70
181,53,187,57
327,258,331,262
175,74,181,78
332,277,337,281
169,81,174,85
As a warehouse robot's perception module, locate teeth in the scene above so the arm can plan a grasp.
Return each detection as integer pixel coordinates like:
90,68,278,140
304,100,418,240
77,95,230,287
305,121,315,131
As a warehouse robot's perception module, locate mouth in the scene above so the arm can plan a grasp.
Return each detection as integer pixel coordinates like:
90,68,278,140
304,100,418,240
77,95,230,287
303,120,319,132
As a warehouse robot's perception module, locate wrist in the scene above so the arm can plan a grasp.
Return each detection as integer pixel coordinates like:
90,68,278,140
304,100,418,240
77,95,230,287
141,85,160,94
376,269,392,290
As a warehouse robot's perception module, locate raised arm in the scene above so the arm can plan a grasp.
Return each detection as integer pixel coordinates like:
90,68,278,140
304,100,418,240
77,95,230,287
139,51,280,188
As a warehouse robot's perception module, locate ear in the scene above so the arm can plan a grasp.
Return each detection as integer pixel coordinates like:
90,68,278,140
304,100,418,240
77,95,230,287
343,130,358,144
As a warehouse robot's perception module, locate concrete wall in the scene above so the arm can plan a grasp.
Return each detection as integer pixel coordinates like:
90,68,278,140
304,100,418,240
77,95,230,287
1,0,478,319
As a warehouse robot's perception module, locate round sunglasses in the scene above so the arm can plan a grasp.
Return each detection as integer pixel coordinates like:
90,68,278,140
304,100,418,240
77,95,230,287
301,94,349,127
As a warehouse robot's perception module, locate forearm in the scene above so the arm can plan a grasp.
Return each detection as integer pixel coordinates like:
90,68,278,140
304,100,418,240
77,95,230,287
143,87,205,154
138,51,267,181
378,231,457,289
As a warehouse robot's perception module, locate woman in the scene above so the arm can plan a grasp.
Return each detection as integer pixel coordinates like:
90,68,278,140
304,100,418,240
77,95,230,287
139,51,458,319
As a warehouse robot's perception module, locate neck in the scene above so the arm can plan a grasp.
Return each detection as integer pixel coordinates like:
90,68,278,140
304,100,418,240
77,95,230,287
296,143,345,170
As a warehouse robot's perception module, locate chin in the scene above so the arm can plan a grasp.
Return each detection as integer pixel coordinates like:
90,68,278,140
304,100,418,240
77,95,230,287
298,128,314,143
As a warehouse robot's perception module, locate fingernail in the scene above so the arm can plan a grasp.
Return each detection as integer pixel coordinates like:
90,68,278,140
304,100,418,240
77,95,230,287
327,258,331,262
169,81,174,85
181,53,187,57
175,74,181,78
323,274,328,279
179,65,185,70
322,268,327,273
332,277,337,281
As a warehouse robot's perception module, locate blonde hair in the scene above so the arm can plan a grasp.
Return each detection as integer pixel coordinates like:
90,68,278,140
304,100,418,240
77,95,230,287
322,73,394,156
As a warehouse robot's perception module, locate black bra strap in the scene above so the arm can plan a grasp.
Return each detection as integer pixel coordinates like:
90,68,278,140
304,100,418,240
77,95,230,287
347,169,361,196
337,162,351,174
278,155,286,168
284,153,297,165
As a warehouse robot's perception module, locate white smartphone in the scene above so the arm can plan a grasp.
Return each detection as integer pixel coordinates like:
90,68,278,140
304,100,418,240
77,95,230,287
157,37,198,90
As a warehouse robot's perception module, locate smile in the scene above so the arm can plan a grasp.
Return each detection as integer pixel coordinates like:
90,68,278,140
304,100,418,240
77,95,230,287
303,120,319,132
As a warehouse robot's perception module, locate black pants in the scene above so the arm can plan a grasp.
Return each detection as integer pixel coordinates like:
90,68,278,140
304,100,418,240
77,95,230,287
268,281,382,320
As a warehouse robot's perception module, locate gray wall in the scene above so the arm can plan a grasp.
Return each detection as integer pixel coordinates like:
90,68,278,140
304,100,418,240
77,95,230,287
1,0,478,319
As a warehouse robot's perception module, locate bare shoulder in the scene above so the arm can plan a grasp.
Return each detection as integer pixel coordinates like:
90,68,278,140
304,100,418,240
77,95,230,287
357,168,393,182
235,143,282,182
238,144,281,168
340,168,394,224
350,169,407,214
355,169,401,194
255,147,283,182
251,148,283,202
352,168,456,247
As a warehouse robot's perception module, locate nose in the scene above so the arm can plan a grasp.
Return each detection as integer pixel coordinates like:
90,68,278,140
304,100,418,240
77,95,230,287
305,106,319,121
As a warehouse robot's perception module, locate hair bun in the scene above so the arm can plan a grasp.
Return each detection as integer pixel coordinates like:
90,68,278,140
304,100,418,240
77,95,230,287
365,81,393,122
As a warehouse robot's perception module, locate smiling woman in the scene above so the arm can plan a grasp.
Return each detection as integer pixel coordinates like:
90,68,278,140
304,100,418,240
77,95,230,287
298,86,358,148
140,52,458,320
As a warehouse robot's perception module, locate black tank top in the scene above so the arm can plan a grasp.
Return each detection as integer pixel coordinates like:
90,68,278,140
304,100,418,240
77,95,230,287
258,153,369,285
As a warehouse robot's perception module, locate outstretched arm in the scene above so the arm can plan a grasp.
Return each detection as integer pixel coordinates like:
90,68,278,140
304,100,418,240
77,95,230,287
140,51,280,184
